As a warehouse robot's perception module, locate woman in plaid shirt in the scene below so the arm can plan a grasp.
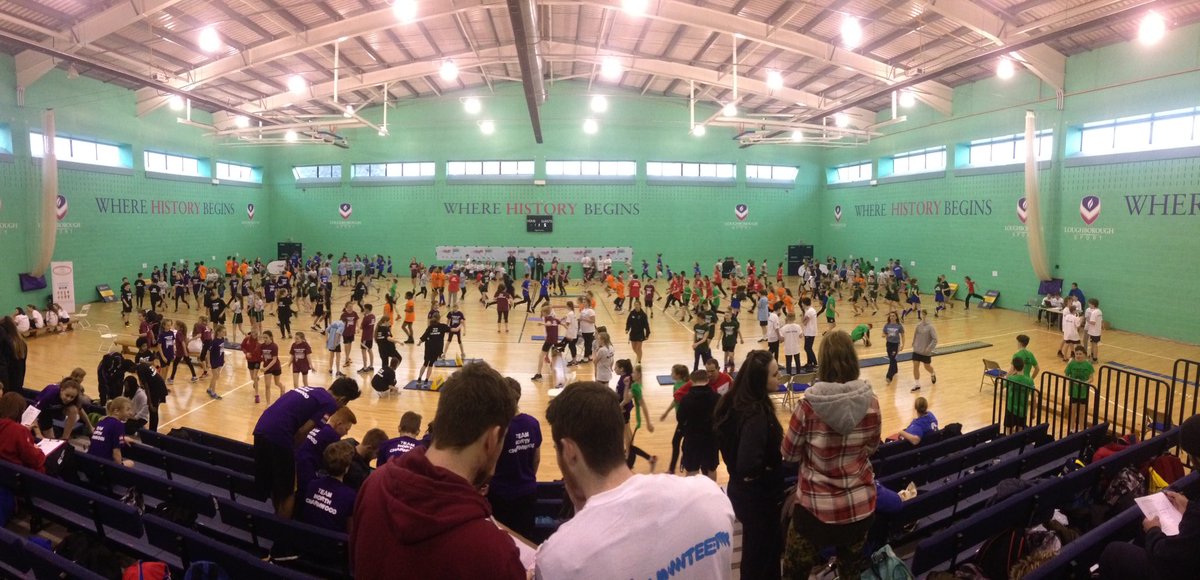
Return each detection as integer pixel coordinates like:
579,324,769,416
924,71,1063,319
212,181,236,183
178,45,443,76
781,330,881,579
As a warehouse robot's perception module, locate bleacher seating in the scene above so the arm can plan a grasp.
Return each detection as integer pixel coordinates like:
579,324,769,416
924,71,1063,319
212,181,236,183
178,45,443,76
123,442,267,502
1023,470,1200,580
911,426,1183,575
75,452,219,519
0,526,107,580
872,424,1002,478
139,429,256,474
215,497,351,579
143,514,320,579
169,427,255,458
878,423,1051,489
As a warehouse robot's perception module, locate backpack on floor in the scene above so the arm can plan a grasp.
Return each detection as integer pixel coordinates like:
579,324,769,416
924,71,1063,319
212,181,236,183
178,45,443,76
860,544,915,580
183,561,231,580
1146,454,1185,493
1102,466,1146,506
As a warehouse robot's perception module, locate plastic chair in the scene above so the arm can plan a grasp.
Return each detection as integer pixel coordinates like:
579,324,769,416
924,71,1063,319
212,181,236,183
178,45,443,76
74,304,91,330
95,324,118,353
980,359,1007,392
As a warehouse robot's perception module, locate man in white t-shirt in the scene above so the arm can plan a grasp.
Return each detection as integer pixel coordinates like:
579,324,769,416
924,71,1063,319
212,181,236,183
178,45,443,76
560,301,579,365
1084,298,1103,363
536,383,734,580
577,304,597,363
801,298,819,371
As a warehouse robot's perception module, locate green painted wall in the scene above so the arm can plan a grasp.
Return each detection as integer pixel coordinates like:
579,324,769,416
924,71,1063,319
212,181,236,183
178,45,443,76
0,59,273,308
266,83,817,273
818,21,1200,343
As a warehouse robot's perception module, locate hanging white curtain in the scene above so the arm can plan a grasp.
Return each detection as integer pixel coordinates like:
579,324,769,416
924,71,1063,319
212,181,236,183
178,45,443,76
1024,110,1052,281
29,109,58,278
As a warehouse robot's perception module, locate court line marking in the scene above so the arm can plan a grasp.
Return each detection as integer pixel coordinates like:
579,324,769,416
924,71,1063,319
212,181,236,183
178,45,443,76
160,379,254,429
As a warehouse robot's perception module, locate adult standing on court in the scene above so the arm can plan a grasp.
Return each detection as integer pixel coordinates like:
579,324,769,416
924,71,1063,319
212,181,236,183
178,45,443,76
535,382,735,579
625,301,650,366
781,331,881,579
252,378,360,518
352,363,524,580
911,312,937,392
714,350,785,580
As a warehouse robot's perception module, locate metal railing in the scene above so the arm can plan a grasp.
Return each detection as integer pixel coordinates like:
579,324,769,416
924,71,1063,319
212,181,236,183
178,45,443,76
1095,365,1174,438
1036,371,1100,440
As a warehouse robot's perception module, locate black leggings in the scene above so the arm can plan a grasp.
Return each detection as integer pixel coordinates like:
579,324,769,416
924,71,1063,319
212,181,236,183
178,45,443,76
171,356,196,380
768,340,780,362
148,403,161,432
804,336,817,368
496,310,509,324
694,348,711,371
886,341,900,379
626,437,653,468
964,292,984,307
560,337,577,360
514,294,531,311
532,294,548,310
278,316,291,337
668,425,684,472
582,332,595,358
785,354,801,375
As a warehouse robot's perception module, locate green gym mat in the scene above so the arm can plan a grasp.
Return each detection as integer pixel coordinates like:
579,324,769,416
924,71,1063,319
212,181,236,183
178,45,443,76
858,341,992,368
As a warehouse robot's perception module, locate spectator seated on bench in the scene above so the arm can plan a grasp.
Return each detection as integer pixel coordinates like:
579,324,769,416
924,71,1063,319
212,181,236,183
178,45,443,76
1098,415,1200,580
885,397,940,445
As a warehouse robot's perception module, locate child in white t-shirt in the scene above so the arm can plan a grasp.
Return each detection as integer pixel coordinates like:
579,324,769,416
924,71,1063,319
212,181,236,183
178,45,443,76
1084,298,1103,363
779,314,804,375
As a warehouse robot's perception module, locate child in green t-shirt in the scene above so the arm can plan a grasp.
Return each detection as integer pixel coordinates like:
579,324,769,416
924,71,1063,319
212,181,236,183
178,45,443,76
659,364,690,473
823,295,837,334
850,323,873,346
1005,357,1037,434
1013,334,1040,378
1064,345,1095,432
627,365,656,472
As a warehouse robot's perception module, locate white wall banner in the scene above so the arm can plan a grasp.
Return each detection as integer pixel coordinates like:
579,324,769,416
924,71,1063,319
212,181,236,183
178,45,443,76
50,261,76,313
434,246,634,263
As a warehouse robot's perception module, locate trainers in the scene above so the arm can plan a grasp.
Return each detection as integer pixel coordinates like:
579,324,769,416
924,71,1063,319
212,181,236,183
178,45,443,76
531,374,543,381
910,384,921,392
336,372,347,378
357,367,368,373
189,377,198,383
931,374,937,384
167,378,174,385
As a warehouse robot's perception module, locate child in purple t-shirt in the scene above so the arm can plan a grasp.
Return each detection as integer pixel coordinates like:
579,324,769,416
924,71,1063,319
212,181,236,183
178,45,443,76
377,411,423,466
299,441,358,532
87,397,135,467
295,407,357,494
486,381,542,540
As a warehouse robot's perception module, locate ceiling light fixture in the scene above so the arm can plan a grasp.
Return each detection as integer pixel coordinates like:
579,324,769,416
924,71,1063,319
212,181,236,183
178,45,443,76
722,103,737,117
168,95,185,111
692,124,706,137
583,118,599,134
378,127,389,137
899,90,916,108
440,59,459,81
590,95,608,113
841,15,863,49
234,115,250,128
343,105,354,118
622,0,648,16
479,119,495,135
600,56,623,80
766,70,784,91
393,0,418,23
1139,11,1166,45
284,130,298,142
834,112,850,128
791,130,804,143
198,26,221,53
463,97,481,114
996,56,1015,80
287,74,307,94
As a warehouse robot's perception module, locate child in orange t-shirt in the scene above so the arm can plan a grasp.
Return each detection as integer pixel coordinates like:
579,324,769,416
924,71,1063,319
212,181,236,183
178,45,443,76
402,292,416,343
614,275,627,312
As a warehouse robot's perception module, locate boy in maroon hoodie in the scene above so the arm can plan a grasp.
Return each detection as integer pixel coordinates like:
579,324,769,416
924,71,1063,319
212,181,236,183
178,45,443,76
350,362,524,580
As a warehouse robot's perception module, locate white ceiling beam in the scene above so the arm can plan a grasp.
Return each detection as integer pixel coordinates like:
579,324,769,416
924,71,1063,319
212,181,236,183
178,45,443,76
923,0,1066,91
234,41,873,128
546,0,955,114
135,0,507,116
15,0,187,88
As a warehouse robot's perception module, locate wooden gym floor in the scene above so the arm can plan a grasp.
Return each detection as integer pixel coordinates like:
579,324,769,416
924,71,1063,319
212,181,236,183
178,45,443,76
23,278,1200,482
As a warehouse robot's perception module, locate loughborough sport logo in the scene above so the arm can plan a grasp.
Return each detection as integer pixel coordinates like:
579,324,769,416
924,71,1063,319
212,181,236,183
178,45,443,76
734,204,749,221
339,203,353,220
1079,195,1101,225
246,203,256,220
55,194,69,221
834,205,843,222
1017,197,1028,224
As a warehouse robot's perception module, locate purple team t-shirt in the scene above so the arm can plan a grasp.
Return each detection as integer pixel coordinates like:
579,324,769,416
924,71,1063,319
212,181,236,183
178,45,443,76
299,476,357,532
34,384,62,410
252,387,338,448
376,436,421,466
295,423,341,492
87,416,127,460
488,413,542,499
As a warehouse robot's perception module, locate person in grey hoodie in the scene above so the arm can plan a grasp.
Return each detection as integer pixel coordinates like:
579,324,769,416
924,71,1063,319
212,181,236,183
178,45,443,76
911,311,938,392
781,330,881,580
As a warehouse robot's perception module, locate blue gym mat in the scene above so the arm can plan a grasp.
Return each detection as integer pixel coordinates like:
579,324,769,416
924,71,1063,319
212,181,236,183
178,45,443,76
858,341,992,368
433,358,482,368
657,375,675,385
528,317,542,322
403,380,439,392
531,335,545,341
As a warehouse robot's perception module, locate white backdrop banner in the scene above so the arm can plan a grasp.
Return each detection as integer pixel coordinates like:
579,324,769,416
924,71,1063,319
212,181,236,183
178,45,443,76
50,261,76,313
434,246,633,263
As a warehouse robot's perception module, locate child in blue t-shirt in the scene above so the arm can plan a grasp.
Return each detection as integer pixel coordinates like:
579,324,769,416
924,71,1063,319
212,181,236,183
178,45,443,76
890,397,938,445
88,397,135,467
299,442,358,532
